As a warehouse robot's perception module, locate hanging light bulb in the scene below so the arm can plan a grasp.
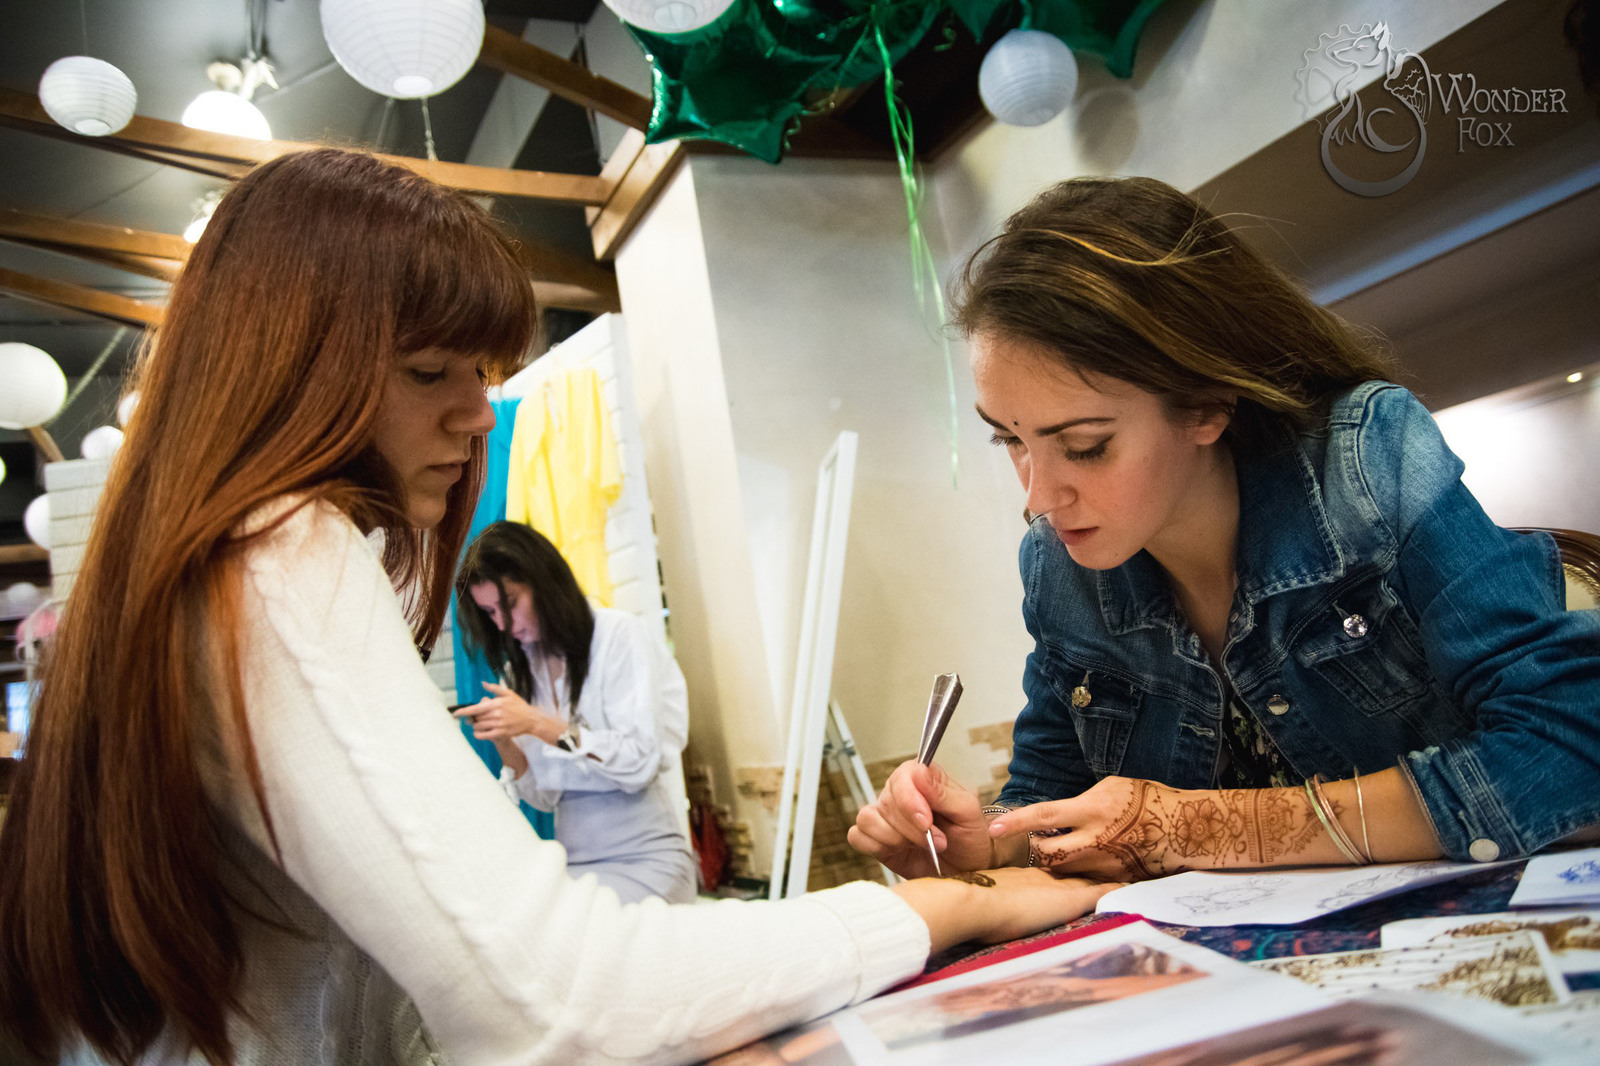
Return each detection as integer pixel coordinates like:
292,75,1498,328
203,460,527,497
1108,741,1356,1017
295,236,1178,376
24,496,50,551
38,55,137,136
601,0,736,34
182,58,274,140
80,425,125,460
0,342,69,429
979,30,1079,128
321,0,485,99
183,189,225,244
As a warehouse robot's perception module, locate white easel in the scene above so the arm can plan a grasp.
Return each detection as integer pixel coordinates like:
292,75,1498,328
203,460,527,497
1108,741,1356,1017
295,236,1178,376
771,431,858,900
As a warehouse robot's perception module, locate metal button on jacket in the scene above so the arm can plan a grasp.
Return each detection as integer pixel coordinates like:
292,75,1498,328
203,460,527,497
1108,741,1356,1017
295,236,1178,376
1343,613,1369,638
1469,838,1501,862
1267,695,1290,716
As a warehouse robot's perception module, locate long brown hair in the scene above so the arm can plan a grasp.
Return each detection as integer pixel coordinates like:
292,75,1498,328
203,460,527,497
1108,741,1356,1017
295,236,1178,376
951,177,1394,454
0,149,537,1065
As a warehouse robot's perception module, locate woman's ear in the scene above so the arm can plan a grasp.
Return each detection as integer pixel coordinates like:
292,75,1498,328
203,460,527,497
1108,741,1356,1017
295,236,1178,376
1190,394,1236,447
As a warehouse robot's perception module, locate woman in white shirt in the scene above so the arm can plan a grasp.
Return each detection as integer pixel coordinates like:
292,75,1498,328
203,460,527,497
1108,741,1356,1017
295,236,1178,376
454,521,698,904
0,147,1113,1066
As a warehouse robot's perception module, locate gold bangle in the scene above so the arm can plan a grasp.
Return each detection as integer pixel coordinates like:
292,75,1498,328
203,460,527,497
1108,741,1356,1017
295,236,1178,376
1352,767,1374,863
1305,775,1365,865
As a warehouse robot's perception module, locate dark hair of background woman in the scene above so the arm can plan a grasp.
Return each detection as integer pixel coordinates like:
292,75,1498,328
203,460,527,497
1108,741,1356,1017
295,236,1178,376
0,149,537,1066
454,521,597,710
950,176,1396,456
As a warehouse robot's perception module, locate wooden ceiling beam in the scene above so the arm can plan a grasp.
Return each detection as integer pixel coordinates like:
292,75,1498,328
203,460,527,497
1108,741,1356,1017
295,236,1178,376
0,87,609,205
478,25,652,130
0,265,162,328
587,130,684,261
0,209,190,262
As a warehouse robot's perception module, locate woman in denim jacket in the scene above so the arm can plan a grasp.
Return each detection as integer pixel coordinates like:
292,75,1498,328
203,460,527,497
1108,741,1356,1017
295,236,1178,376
852,177,1600,882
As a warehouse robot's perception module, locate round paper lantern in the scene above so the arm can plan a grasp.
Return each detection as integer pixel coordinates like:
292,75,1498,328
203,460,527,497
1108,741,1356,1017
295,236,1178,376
979,30,1079,128
0,343,68,429
38,55,137,137
117,390,140,427
181,90,272,140
5,582,43,615
24,496,50,550
80,425,124,460
602,0,735,34
0,454,6,487
321,0,485,99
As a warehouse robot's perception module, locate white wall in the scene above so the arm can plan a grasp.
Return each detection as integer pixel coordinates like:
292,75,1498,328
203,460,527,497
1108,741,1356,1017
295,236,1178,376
1434,363,1600,533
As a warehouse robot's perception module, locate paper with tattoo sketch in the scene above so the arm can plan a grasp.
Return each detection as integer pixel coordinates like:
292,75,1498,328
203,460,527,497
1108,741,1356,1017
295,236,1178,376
1510,847,1600,908
1252,931,1570,1008
831,921,1327,1066
1383,910,1600,977
1094,861,1495,926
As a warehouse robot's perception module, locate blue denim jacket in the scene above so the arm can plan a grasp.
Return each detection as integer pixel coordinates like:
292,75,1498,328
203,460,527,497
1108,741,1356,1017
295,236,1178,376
997,381,1600,863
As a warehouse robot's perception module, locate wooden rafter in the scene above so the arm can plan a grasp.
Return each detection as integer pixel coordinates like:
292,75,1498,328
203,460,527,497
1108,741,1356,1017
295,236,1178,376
0,265,162,327
587,130,685,261
0,88,610,205
479,25,652,131
0,208,189,261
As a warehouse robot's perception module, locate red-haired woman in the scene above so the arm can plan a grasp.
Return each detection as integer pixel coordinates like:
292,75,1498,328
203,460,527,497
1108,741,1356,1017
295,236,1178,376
0,149,1111,1066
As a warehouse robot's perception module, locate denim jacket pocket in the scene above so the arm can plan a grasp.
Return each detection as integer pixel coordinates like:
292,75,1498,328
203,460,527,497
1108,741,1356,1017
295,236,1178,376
1295,579,1434,716
1050,657,1142,777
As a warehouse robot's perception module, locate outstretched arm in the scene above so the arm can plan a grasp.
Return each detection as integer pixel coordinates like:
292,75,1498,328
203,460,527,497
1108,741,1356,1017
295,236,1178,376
990,770,1444,881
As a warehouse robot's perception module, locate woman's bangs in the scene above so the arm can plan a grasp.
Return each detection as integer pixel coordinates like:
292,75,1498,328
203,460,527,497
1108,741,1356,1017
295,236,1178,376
397,214,538,381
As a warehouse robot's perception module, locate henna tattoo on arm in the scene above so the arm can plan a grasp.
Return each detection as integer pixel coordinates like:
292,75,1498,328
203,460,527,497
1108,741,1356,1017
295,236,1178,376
1031,782,1341,880
941,871,996,887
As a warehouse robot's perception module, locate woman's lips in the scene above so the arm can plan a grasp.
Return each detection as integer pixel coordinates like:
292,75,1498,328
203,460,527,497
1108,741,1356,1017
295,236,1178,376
427,462,464,483
1055,526,1097,547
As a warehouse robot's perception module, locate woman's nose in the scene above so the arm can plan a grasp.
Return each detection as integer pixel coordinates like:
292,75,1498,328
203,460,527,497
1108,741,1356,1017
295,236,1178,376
1024,456,1075,518
449,382,496,436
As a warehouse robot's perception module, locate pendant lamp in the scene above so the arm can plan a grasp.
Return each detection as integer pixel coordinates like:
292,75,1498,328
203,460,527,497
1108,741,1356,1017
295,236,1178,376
0,343,69,430
321,0,485,99
979,30,1079,128
80,425,125,460
38,56,137,137
601,0,735,34
24,496,50,551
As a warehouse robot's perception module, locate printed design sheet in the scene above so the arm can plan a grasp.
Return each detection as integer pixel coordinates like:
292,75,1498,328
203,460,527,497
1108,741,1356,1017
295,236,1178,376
1094,860,1493,926
1252,931,1569,1008
1510,847,1600,908
1382,909,1600,977
831,921,1325,1066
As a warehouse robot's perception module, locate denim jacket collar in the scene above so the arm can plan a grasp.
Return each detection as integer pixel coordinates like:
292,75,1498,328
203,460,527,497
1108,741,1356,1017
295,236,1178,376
1095,432,1347,636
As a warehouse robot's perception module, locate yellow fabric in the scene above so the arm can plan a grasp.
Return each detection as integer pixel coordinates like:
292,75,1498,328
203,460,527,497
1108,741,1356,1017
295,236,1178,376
506,368,623,606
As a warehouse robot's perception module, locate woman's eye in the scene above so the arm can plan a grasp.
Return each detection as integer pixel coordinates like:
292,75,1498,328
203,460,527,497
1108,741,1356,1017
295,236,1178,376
1064,439,1110,462
988,432,1024,450
409,368,447,385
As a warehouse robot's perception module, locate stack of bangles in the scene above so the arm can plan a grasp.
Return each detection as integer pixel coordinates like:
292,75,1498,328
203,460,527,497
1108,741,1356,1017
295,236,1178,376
1305,771,1374,865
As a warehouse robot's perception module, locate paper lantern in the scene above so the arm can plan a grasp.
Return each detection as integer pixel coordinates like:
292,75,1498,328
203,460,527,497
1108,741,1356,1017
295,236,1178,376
602,0,735,34
24,496,49,550
117,391,140,426
0,454,6,487
38,55,137,137
321,0,485,99
80,425,124,460
979,30,1079,127
181,90,272,140
5,582,43,615
0,343,68,429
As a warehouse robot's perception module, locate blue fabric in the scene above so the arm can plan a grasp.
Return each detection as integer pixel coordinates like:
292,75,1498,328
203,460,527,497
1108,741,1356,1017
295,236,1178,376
998,382,1600,862
452,397,553,839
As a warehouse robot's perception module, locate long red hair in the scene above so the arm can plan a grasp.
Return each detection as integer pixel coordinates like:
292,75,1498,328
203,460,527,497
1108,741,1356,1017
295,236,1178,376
0,149,537,1064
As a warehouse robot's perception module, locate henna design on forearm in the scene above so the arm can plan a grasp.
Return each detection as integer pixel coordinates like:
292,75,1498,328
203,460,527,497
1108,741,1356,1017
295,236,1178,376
942,871,996,887
1031,783,1340,880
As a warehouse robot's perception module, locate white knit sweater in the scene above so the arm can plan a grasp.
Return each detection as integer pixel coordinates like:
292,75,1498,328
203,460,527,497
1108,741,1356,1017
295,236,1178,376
194,499,929,1065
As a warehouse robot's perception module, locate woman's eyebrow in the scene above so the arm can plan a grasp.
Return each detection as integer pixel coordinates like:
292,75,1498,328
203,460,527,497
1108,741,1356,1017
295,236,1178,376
974,405,1114,436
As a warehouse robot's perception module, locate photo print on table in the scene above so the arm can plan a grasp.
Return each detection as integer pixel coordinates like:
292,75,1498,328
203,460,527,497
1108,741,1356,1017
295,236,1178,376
1512,848,1600,908
857,941,1207,1052
1383,910,1600,977
1097,999,1535,1066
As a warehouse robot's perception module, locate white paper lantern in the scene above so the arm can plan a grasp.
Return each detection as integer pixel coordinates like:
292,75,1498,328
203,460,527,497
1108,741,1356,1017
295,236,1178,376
321,0,485,99
117,391,140,427
979,30,1079,128
24,496,50,550
602,0,735,34
0,343,68,429
0,454,6,487
5,582,43,615
80,425,125,460
181,90,272,140
38,55,137,137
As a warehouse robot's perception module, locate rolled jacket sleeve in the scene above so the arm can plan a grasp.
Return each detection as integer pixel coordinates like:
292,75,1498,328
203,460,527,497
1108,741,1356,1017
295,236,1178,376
1360,385,1600,860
